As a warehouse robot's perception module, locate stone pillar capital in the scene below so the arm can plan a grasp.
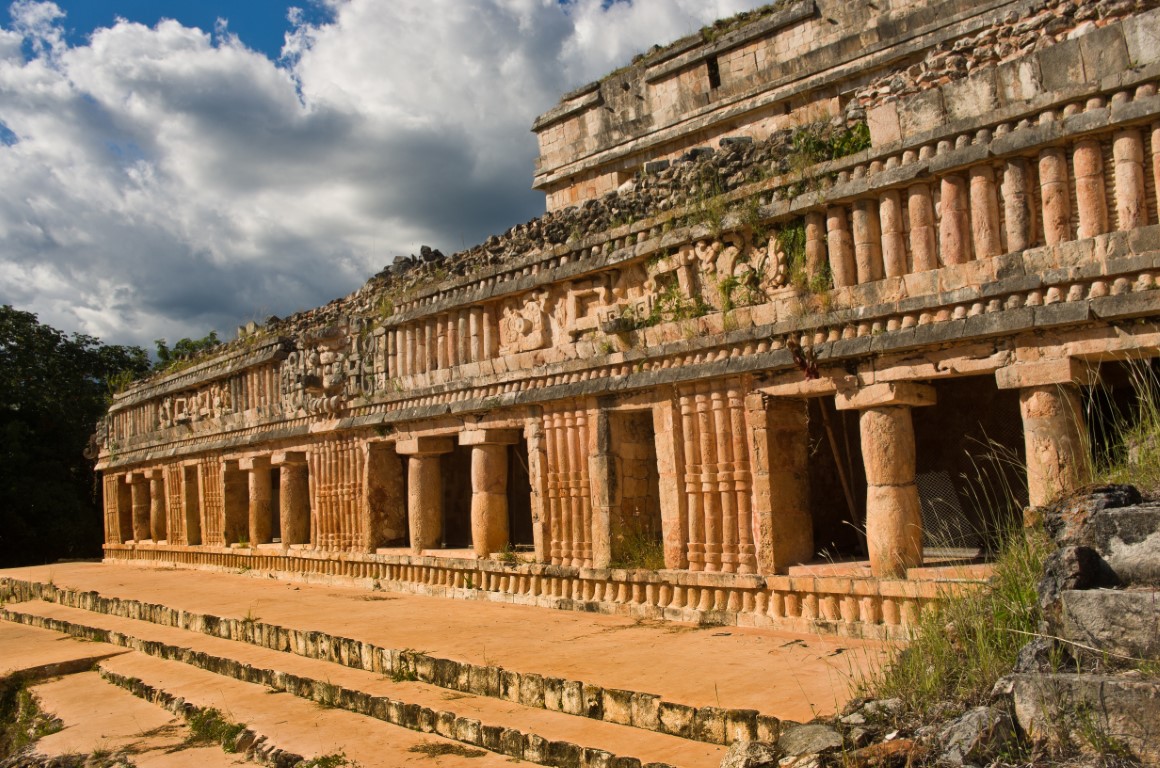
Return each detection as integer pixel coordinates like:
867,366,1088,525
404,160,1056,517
459,428,521,446
239,456,271,472
834,382,936,410
995,359,1099,390
271,450,307,466
395,436,455,456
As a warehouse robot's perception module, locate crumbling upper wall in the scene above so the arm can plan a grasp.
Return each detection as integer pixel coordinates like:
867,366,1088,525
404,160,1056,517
532,0,1023,211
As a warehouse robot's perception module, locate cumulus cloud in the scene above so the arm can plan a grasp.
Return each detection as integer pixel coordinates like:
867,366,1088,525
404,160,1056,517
0,0,766,347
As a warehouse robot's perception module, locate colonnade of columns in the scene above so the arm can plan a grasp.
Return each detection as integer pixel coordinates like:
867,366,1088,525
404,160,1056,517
105,359,1101,581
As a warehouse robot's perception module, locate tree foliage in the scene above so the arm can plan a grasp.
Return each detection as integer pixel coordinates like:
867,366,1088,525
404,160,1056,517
0,306,150,567
153,331,221,372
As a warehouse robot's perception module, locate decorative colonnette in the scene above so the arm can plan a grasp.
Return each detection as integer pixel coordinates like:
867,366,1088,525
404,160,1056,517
94,546,960,641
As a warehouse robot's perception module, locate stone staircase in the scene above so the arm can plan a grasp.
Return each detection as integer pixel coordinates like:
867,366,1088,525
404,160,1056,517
1001,487,1160,765
1,565,876,767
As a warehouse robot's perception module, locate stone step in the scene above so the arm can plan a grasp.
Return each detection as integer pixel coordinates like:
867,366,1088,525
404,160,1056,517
1008,671,1160,765
1,601,726,768
25,668,263,767
1060,587,1160,662
95,650,531,768
0,566,868,736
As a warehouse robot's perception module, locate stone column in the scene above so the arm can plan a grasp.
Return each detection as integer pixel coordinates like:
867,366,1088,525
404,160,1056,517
879,189,907,277
939,175,970,265
908,183,938,272
804,211,827,281
969,165,1001,259
652,393,689,570
273,451,310,546
1074,139,1108,240
1039,147,1071,245
523,418,549,563
396,437,454,553
588,412,614,570
1002,159,1034,253
240,457,273,546
997,360,1096,507
128,472,150,541
746,394,812,575
695,385,722,571
1113,129,1147,231
1152,123,1160,223
147,469,167,542
679,391,705,571
852,199,884,284
461,429,520,559
826,206,856,288
181,463,202,546
836,383,936,579
116,474,133,543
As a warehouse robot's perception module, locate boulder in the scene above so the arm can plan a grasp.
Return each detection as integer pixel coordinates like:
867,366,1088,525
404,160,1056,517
936,705,1014,765
777,724,843,756
719,740,780,768
1060,588,1160,662
1010,672,1160,764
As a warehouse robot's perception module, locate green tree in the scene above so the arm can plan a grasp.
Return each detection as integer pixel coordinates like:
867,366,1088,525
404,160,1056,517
153,330,221,372
0,306,150,567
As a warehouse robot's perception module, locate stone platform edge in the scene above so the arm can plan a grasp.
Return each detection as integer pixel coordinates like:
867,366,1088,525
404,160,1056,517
100,544,985,640
0,578,780,748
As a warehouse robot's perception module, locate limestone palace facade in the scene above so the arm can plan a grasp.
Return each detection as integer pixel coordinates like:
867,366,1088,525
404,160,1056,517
95,0,1160,637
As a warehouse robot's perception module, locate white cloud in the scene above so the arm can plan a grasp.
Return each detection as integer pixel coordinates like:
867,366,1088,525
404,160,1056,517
0,0,766,348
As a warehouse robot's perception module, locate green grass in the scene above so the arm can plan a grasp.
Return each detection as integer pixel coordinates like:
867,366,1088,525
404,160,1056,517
300,752,359,768
185,707,246,752
1092,361,1160,497
610,526,666,570
0,675,64,760
859,522,1050,724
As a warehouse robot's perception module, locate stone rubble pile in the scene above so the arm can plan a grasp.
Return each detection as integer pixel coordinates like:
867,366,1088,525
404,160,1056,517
855,0,1159,113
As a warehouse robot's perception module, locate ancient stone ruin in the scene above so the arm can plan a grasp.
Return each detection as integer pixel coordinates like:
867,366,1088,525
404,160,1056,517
94,0,1160,639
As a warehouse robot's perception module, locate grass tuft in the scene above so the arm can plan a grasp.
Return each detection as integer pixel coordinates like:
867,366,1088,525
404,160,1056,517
185,707,246,752
859,521,1050,724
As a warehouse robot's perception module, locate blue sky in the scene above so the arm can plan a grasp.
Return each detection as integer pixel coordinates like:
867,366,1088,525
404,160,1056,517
49,1,332,59
0,0,767,347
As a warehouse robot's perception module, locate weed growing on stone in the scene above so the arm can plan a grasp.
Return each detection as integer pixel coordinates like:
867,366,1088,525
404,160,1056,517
494,543,520,567
1091,360,1160,497
0,675,63,760
185,707,246,751
300,751,359,768
610,526,666,571
407,741,486,758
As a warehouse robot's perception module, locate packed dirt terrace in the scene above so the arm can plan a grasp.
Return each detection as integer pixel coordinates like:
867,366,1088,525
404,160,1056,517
0,562,888,767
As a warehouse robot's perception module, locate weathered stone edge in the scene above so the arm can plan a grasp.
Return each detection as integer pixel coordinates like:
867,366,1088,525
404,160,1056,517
0,580,778,747
4,608,677,768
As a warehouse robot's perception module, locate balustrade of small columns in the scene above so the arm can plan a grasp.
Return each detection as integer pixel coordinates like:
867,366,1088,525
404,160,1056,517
389,305,500,378
102,543,938,637
801,91,1160,292
541,402,594,567
677,379,757,575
